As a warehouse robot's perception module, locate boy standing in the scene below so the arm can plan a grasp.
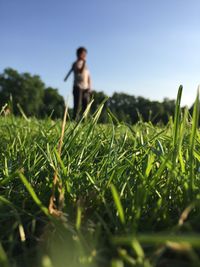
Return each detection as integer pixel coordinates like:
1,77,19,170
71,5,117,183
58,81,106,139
64,47,92,120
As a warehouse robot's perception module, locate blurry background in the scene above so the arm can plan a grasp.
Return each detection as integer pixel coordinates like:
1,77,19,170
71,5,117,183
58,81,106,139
1,0,200,107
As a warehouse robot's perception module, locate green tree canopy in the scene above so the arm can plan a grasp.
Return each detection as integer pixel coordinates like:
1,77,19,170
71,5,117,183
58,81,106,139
0,68,65,118
0,68,44,116
0,68,179,124
41,87,65,119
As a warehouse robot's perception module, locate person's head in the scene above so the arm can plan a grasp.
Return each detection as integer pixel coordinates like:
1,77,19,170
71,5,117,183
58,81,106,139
76,47,87,60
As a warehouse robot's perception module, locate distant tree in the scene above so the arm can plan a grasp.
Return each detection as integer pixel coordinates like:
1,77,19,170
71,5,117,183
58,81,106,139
107,93,176,125
0,68,65,119
108,93,137,123
135,96,152,122
0,68,177,124
0,68,44,116
162,98,176,123
189,100,200,125
40,87,65,119
147,101,164,123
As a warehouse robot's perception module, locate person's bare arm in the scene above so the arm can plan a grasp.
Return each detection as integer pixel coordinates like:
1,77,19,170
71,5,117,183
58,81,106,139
64,67,73,82
88,74,92,91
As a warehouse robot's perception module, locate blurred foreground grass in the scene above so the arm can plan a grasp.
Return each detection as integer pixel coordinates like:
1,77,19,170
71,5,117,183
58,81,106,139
1,87,200,267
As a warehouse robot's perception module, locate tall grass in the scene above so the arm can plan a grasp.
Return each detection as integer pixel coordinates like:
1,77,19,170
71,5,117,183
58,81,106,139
0,89,200,267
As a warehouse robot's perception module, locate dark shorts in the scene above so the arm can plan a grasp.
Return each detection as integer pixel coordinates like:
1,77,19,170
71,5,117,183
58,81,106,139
73,86,91,119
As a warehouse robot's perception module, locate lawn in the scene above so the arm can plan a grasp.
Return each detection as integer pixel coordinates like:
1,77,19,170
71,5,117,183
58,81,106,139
1,87,200,267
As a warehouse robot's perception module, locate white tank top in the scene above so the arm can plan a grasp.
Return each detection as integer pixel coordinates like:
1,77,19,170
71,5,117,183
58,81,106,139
73,60,90,90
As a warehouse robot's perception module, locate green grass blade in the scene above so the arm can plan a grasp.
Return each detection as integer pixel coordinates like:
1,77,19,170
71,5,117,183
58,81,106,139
110,184,125,224
173,85,183,163
19,173,49,217
76,205,82,231
112,234,200,247
189,88,200,190
0,243,9,267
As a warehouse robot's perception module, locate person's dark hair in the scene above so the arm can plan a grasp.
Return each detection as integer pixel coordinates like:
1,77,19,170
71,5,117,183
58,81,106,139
76,47,87,57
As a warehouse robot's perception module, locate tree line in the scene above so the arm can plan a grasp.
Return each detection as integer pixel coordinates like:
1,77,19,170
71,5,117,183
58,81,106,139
0,68,190,124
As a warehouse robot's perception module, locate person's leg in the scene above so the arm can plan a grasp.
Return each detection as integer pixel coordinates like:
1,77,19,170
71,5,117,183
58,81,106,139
73,86,82,120
82,90,90,115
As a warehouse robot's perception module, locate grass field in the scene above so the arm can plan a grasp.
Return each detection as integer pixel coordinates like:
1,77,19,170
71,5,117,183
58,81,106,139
1,87,200,267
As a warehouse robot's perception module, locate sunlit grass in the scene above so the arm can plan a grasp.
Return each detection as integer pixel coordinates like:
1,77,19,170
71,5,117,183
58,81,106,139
0,88,200,267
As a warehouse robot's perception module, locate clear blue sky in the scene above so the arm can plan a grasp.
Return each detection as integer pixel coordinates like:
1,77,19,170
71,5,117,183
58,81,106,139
1,0,200,107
